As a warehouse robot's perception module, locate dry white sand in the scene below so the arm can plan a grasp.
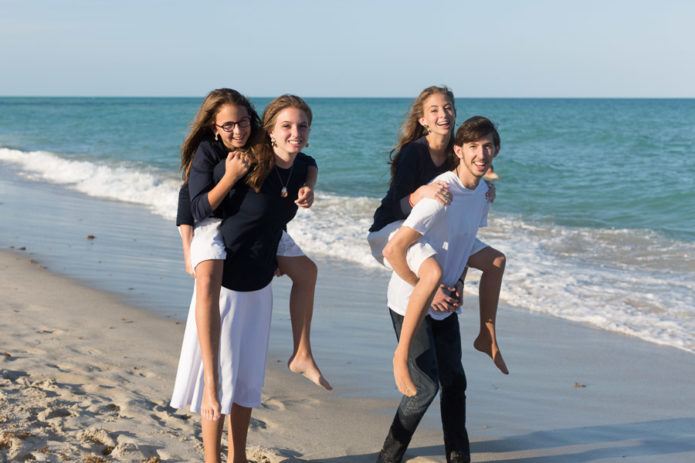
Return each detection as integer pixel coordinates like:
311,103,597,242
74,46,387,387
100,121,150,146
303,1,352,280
0,250,440,462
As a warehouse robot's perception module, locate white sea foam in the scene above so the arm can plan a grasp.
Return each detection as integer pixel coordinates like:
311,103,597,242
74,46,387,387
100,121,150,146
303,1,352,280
3,147,694,354
0,147,180,220
289,193,695,355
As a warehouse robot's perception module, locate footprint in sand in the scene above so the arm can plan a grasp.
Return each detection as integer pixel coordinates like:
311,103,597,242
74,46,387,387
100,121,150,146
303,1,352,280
247,445,304,463
1,369,30,382
78,426,116,449
109,436,151,460
38,407,73,420
130,365,157,379
260,398,287,411
250,417,267,430
30,377,59,391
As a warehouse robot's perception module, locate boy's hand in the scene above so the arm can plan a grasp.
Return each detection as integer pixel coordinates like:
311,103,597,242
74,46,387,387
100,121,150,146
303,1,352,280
295,185,314,208
431,284,460,312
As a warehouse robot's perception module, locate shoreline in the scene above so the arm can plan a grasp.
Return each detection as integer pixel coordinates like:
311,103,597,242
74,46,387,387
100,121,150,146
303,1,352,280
3,248,695,462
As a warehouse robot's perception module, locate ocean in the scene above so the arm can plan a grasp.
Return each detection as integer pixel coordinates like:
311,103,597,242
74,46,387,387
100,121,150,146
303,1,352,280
1,96,694,356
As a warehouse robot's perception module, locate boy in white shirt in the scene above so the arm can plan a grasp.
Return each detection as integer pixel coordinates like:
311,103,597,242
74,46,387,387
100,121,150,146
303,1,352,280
378,116,499,463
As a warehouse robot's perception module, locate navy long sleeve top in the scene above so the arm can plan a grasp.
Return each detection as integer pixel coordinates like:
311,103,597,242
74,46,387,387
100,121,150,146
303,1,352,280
369,137,448,232
188,138,228,222
215,153,316,291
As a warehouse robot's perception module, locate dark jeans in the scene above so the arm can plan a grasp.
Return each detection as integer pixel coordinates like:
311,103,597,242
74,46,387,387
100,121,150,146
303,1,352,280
377,310,470,463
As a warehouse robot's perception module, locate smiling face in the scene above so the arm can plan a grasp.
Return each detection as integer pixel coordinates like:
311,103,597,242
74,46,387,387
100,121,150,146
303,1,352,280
418,92,455,137
454,133,495,187
269,107,310,159
214,104,251,150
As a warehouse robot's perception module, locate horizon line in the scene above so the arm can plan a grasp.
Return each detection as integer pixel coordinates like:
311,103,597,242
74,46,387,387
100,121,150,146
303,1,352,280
2,95,695,100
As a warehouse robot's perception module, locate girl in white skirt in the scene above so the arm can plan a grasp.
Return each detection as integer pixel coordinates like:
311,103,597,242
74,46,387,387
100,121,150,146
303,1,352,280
175,92,330,397
172,92,321,463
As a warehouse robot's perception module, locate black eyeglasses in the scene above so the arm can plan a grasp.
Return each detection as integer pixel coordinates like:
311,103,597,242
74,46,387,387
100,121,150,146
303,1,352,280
215,118,251,132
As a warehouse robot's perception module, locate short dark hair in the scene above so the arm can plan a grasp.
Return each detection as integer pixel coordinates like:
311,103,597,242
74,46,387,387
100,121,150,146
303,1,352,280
454,116,499,147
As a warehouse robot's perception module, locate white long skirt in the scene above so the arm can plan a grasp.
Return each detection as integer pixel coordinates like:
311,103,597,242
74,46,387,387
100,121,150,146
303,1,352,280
170,283,273,412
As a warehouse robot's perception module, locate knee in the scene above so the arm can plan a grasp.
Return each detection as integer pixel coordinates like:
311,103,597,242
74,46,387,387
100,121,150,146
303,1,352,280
418,258,443,289
492,251,506,273
288,257,318,286
482,249,505,276
440,368,467,393
195,270,217,295
382,241,395,264
470,247,506,275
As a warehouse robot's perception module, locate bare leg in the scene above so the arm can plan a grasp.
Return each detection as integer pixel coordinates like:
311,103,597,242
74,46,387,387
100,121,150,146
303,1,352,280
467,247,508,374
394,257,442,397
227,404,252,463
201,412,224,463
276,255,332,390
195,260,225,420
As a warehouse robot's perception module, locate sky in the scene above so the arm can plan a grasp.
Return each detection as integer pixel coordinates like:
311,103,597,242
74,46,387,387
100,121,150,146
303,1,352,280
1,0,694,98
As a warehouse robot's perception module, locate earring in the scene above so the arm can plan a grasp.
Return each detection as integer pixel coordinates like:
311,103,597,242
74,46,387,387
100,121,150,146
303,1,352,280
423,124,431,135
270,136,277,147
215,132,219,142
305,142,309,148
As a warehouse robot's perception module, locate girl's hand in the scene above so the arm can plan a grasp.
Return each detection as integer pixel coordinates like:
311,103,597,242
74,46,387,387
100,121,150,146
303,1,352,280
295,185,314,208
413,181,451,207
184,254,195,278
224,151,250,181
454,279,464,306
485,180,496,203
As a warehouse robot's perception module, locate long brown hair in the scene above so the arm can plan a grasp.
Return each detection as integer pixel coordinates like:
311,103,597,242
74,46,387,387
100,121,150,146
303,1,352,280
388,85,457,185
179,88,273,192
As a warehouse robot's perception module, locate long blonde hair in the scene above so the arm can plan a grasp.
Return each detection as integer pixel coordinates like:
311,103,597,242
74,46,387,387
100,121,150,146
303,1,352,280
179,88,272,192
388,86,457,185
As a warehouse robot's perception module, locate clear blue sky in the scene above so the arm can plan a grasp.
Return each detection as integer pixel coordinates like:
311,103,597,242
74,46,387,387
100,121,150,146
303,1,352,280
2,0,693,97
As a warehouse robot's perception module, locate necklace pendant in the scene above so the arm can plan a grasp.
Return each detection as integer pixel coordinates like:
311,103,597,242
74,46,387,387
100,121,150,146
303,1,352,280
280,187,288,198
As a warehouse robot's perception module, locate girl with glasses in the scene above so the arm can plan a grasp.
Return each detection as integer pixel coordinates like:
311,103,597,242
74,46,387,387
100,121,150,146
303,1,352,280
171,89,328,462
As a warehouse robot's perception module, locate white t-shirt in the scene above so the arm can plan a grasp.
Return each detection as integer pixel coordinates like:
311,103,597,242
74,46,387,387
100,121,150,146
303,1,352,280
386,171,490,321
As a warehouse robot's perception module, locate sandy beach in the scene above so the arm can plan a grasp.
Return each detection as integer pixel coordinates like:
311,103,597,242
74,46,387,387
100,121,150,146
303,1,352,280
3,246,695,462
2,165,695,462
0,249,438,462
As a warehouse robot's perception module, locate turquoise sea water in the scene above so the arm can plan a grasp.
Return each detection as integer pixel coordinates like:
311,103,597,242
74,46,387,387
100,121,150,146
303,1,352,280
1,97,694,353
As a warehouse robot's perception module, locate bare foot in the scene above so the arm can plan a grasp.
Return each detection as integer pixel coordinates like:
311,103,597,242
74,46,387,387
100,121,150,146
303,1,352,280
474,325,509,375
393,351,417,397
201,385,221,421
288,354,332,390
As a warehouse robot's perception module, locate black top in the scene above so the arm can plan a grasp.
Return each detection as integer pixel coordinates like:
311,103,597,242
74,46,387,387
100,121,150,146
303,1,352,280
215,153,316,292
176,139,317,227
369,136,448,232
